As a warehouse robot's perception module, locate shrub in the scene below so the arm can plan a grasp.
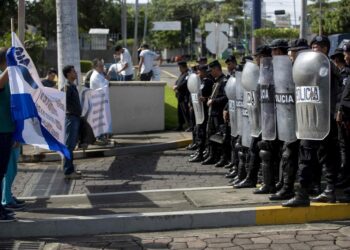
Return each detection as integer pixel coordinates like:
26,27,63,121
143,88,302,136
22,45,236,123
80,60,92,73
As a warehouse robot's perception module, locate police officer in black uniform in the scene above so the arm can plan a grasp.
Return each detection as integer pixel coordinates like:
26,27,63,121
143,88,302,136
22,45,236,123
225,55,237,77
283,35,342,207
336,43,350,189
225,57,253,181
268,39,305,200
173,61,190,131
189,64,214,162
202,60,229,165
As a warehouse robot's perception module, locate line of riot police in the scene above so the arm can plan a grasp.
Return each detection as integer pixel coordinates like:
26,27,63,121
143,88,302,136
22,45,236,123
182,35,350,207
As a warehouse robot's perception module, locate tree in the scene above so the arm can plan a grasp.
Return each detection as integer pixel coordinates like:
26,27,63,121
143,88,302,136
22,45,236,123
147,0,243,50
307,0,348,35
26,0,57,39
0,0,17,34
56,0,81,88
254,28,299,43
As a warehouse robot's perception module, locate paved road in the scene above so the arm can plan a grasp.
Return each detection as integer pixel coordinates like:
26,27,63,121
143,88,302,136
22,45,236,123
6,222,350,249
160,63,179,86
14,149,228,197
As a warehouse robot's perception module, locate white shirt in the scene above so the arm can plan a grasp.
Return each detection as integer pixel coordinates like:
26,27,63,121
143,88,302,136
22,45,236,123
90,70,109,89
140,49,158,74
119,48,134,76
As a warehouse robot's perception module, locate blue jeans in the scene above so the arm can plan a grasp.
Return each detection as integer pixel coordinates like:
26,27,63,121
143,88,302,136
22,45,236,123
63,115,80,175
2,147,20,205
0,133,13,210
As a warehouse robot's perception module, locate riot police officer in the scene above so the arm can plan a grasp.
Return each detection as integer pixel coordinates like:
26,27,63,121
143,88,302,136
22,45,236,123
336,43,350,190
283,35,342,207
189,65,214,162
202,60,229,165
173,61,190,131
225,55,237,77
268,39,301,200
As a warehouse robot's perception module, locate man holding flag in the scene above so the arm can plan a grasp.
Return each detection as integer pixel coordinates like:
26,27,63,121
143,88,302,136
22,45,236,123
6,32,72,179
0,48,16,222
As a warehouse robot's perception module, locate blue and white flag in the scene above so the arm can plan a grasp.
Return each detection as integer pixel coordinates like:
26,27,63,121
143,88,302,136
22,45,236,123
6,32,70,158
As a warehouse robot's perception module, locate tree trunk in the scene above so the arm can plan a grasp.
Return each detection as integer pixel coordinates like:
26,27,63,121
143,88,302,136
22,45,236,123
56,0,81,89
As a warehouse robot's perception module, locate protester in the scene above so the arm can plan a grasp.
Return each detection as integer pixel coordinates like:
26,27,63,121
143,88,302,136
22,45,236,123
62,65,82,179
90,58,110,89
41,68,58,88
2,145,25,211
138,44,161,81
90,58,110,144
0,47,17,222
110,46,134,81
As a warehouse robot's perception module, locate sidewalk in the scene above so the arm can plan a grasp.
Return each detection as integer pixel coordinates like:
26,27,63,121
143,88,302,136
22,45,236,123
19,131,192,162
4,131,350,238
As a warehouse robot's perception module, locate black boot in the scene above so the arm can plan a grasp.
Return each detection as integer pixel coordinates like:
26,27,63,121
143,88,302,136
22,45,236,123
225,167,238,178
269,187,294,200
201,145,218,165
311,185,336,203
253,146,276,194
232,149,247,184
270,146,298,200
282,188,310,207
214,156,228,168
224,162,234,169
234,178,256,188
189,151,204,163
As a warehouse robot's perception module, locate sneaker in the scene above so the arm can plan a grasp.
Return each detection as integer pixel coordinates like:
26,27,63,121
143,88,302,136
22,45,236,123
12,196,26,205
0,213,17,222
64,172,82,179
75,170,82,175
4,202,25,211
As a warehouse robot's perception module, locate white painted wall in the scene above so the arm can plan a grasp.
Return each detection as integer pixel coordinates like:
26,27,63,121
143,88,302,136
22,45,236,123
109,81,166,134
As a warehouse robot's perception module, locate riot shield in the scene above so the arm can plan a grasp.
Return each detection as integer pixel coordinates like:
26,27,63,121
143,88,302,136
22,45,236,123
242,61,261,137
241,90,252,147
235,71,244,137
187,73,205,125
273,55,297,142
260,57,277,141
225,76,238,137
293,51,330,140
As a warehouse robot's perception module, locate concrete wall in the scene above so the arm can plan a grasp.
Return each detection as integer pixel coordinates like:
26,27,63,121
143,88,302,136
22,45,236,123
109,81,166,134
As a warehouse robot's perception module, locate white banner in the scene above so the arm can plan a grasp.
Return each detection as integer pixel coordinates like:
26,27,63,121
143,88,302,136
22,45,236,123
7,32,69,158
81,86,112,137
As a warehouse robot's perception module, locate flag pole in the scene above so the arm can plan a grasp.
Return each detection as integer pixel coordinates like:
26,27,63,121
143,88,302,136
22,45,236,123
11,18,15,33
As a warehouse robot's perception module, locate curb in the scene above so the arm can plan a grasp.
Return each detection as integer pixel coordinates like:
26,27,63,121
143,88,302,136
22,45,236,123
19,139,192,163
2,203,350,238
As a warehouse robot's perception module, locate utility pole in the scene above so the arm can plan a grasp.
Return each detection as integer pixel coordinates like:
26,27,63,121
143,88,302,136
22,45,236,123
121,0,127,47
143,0,148,43
319,0,322,36
132,0,139,65
300,0,307,38
293,0,297,27
252,0,261,54
18,0,25,43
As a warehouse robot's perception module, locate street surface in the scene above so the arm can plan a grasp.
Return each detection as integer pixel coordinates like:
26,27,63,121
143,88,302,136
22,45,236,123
6,222,350,249
13,149,228,197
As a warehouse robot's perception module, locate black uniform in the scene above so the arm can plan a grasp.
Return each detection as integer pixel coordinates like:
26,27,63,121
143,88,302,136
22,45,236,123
190,76,214,160
202,73,228,165
175,70,190,130
283,56,342,207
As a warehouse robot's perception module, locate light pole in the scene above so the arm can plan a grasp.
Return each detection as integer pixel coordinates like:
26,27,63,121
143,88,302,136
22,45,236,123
319,0,322,35
214,0,224,59
300,0,307,38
